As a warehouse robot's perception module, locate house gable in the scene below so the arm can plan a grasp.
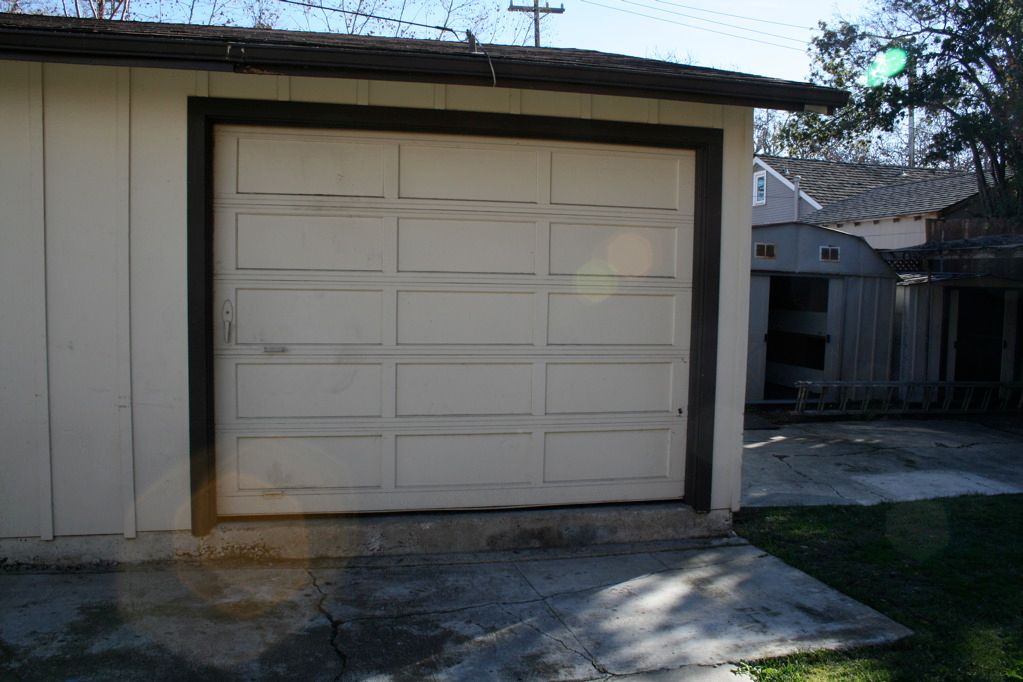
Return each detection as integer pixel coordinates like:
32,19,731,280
752,157,821,225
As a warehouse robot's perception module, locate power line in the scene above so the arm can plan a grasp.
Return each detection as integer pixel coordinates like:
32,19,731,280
612,0,808,45
274,0,460,37
578,0,808,52
647,0,814,31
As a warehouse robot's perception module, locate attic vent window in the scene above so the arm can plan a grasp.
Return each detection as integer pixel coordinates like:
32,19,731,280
752,170,767,206
819,245,841,262
754,242,776,259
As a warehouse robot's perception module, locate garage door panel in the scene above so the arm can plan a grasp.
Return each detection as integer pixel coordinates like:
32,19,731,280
544,429,672,482
236,288,383,345
236,137,388,197
216,477,688,515
214,126,694,516
236,363,382,418
399,145,538,203
546,362,671,414
236,435,383,490
397,291,534,344
549,222,679,278
396,433,534,487
547,293,676,345
398,217,536,274
396,363,533,416
236,213,385,272
551,152,680,209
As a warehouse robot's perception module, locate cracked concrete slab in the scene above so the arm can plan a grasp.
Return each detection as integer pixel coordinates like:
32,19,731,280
331,597,600,680
851,470,1022,500
743,418,1023,507
543,546,908,674
514,552,667,598
312,562,538,622
1,539,910,681
0,567,340,681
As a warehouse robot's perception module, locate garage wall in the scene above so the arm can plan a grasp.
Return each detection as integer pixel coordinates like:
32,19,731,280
0,62,49,539
715,106,754,511
0,61,749,538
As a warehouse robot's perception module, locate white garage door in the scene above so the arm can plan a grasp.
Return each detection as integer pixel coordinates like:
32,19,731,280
213,125,696,516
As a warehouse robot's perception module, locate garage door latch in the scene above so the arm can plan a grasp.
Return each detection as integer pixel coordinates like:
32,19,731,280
222,299,234,344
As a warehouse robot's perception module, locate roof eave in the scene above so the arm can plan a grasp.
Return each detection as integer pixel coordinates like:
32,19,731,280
0,25,849,112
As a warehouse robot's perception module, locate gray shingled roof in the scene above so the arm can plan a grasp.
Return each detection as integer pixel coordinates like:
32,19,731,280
758,155,961,206
803,173,979,224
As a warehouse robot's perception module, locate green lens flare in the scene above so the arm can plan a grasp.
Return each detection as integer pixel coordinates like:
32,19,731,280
865,47,908,87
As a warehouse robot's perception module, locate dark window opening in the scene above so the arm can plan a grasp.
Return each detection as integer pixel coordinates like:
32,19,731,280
769,275,828,313
766,331,826,370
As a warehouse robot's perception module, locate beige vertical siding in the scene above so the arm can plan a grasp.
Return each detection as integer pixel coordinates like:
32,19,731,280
129,68,196,533
0,61,50,539
711,105,754,512
42,64,128,536
0,60,751,538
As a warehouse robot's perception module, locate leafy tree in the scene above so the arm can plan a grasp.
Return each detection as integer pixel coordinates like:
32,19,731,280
753,109,789,157
782,0,1023,216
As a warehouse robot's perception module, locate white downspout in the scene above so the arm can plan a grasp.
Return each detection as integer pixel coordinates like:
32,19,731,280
793,175,801,221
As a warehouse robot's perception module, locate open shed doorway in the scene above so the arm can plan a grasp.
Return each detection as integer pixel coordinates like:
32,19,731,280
946,288,1021,383
764,275,831,399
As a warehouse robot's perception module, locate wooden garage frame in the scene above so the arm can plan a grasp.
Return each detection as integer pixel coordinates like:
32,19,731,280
186,97,723,536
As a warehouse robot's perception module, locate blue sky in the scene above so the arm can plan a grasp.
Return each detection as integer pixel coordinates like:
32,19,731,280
266,0,870,84
505,0,868,82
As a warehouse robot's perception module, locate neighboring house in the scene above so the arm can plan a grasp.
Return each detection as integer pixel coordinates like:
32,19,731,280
0,14,846,558
746,223,896,401
806,174,983,250
752,155,975,249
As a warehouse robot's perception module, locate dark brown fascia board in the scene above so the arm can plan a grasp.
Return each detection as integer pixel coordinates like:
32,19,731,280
0,26,848,113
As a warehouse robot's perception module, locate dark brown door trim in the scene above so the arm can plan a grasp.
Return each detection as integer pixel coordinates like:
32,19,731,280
187,97,724,535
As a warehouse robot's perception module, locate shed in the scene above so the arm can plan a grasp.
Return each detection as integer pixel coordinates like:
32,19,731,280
0,14,846,560
882,235,1023,384
746,223,897,401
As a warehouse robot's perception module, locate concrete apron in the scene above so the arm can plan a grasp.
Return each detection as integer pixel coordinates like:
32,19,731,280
0,538,911,681
0,502,731,566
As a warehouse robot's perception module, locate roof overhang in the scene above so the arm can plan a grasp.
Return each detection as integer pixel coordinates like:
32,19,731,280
0,14,849,113
820,211,939,227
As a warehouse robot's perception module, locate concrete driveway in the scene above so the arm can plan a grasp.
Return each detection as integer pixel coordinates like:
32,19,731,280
743,417,1023,507
1,538,910,681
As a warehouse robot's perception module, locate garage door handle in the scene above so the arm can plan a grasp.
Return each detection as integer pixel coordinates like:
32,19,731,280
222,299,234,344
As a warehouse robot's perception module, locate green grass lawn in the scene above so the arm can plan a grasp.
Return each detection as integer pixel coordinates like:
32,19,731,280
733,494,1023,682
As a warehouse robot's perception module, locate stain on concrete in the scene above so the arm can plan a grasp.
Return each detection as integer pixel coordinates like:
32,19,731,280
486,525,564,550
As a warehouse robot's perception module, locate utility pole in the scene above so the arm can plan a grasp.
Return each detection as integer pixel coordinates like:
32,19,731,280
508,0,564,47
907,104,916,167
906,66,916,167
